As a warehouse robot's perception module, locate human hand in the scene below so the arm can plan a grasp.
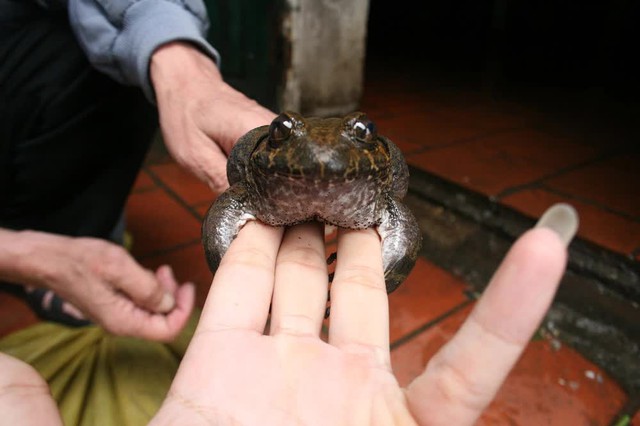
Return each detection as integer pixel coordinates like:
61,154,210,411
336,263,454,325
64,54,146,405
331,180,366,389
10,231,195,341
150,205,576,425
0,352,62,426
150,42,277,193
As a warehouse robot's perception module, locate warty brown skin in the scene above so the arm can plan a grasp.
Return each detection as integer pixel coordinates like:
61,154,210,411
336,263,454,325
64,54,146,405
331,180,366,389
202,112,422,293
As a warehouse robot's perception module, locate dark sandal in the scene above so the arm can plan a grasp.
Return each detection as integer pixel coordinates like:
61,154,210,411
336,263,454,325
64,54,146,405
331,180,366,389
24,286,91,327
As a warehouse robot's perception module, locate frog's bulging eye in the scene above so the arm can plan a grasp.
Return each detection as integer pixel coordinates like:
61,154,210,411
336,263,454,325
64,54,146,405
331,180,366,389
269,114,294,145
353,119,377,143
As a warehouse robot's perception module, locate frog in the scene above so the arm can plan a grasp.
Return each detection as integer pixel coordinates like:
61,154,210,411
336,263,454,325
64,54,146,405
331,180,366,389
202,111,422,293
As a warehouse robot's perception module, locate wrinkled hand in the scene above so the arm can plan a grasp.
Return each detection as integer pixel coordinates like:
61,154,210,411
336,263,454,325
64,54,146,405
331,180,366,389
151,42,276,193
16,231,195,341
151,204,574,425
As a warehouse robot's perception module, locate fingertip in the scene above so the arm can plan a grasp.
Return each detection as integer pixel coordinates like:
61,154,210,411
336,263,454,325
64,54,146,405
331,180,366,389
513,226,569,273
506,202,579,274
157,292,176,313
157,263,171,275
156,264,175,282
159,284,196,341
156,264,180,295
155,280,195,315
177,282,196,309
534,203,579,246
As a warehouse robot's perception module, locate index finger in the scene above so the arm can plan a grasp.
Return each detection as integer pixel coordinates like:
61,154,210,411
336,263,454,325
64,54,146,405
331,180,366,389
198,221,284,334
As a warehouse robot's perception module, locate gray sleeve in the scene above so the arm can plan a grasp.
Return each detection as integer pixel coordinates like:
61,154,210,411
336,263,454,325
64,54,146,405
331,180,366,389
68,0,221,102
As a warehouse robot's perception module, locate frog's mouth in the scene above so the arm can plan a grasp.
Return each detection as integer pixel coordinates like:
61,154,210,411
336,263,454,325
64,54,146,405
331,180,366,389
253,154,355,183
255,163,375,185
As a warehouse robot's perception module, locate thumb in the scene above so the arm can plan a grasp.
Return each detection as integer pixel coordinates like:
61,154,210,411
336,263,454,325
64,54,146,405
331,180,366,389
114,261,177,314
198,146,230,193
175,134,230,193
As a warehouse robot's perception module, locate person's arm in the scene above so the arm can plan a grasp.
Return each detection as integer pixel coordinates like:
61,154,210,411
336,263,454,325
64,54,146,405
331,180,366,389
67,0,220,103
150,42,276,191
0,228,195,341
67,1,276,192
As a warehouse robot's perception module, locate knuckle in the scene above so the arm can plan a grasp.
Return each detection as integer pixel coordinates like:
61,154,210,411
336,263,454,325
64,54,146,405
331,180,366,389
336,264,386,292
277,245,326,275
273,313,318,337
208,178,229,194
94,244,128,276
103,244,127,264
221,245,275,272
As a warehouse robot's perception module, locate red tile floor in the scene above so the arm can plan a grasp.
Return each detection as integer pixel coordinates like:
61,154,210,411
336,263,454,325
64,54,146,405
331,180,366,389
360,61,639,424
1,64,639,424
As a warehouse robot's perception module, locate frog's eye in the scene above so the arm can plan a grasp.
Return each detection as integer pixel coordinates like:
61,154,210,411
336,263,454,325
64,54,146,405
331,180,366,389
269,113,294,144
352,119,377,143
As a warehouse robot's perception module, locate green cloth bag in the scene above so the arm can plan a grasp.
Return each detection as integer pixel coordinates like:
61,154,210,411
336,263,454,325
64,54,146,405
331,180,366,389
0,313,199,426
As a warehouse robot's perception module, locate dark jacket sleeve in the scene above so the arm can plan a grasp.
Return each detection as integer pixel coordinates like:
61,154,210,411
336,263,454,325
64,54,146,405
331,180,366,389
67,0,221,102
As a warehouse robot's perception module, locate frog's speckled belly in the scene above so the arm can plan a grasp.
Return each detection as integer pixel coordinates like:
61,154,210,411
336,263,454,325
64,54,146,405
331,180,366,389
251,176,382,228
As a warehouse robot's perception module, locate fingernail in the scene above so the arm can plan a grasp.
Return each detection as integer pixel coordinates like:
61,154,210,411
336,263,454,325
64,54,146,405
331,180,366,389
158,292,176,313
535,203,579,247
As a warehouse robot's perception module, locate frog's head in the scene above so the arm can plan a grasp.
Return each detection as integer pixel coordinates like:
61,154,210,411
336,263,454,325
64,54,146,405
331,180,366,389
249,111,392,188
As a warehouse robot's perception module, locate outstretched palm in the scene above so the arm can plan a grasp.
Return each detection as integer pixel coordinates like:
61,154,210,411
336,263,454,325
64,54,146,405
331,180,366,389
152,215,569,426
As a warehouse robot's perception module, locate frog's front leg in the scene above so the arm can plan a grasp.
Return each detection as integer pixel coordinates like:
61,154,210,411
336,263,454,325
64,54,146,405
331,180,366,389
202,183,257,273
377,198,422,293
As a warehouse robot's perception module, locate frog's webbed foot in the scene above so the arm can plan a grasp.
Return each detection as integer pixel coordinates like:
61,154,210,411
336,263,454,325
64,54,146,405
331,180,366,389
202,184,256,273
378,199,422,293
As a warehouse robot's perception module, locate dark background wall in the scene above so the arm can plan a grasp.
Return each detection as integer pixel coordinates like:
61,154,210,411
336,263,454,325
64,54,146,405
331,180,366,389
366,0,639,99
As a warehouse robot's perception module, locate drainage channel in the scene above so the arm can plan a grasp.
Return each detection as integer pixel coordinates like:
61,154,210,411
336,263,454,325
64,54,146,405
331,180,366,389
405,166,640,408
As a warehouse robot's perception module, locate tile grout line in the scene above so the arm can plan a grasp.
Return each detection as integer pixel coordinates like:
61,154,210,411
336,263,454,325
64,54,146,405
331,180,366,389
129,168,211,261
408,164,640,298
192,200,214,213
492,149,640,224
131,183,159,195
540,185,640,224
403,125,530,157
497,180,640,226
389,299,474,351
142,166,209,222
494,150,615,198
